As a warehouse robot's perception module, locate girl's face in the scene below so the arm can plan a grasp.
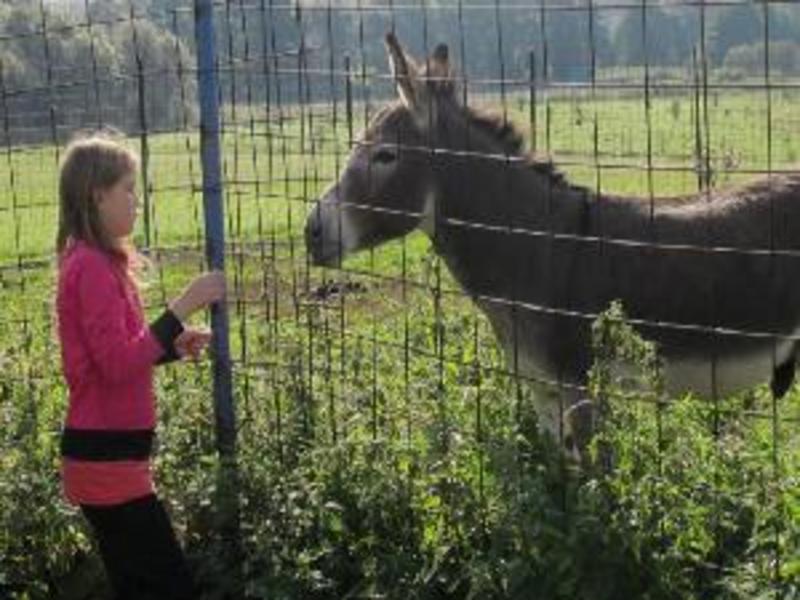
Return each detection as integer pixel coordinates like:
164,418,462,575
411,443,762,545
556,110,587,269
96,171,138,240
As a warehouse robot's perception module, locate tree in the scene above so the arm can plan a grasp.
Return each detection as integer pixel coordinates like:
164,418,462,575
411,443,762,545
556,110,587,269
723,41,800,77
708,5,763,66
0,1,197,143
613,6,693,67
544,8,610,81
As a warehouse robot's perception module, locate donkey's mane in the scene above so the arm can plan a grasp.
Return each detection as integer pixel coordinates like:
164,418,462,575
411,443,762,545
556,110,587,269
465,108,525,155
464,106,572,188
374,100,575,190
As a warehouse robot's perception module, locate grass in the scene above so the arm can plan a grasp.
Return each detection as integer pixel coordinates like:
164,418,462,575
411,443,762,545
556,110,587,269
2,88,800,599
2,88,799,262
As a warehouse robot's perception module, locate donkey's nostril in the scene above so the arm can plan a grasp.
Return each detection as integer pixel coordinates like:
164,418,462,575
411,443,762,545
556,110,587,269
309,219,323,242
305,213,324,258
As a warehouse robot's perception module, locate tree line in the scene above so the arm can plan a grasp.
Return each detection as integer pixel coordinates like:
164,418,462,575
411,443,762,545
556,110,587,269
1,0,799,142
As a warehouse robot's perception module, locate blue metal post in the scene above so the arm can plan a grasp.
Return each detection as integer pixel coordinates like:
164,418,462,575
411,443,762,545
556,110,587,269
194,0,236,455
194,4,244,595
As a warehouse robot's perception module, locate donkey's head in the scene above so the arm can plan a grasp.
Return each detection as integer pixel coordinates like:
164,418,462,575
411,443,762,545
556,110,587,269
305,33,458,266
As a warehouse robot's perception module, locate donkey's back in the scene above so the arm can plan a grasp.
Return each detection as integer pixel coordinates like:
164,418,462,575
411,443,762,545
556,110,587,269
551,173,800,400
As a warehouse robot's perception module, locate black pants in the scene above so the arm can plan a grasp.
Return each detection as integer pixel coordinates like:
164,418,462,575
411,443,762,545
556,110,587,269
81,493,196,600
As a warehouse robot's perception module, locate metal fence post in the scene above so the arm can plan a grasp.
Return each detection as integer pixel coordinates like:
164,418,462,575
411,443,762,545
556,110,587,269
194,0,235,455
194,1,243,596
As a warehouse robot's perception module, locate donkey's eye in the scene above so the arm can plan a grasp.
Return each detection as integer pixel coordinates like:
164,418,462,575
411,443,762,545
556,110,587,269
372,149,397,164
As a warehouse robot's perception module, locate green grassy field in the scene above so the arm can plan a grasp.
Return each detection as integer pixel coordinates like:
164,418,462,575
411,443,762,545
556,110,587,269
2,88,799,262
2,89,800,599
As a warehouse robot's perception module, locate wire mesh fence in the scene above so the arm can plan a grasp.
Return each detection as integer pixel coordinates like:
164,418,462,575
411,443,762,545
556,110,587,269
2,1,800,598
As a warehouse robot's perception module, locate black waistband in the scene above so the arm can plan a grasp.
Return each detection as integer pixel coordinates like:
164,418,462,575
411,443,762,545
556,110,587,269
61,428,155,461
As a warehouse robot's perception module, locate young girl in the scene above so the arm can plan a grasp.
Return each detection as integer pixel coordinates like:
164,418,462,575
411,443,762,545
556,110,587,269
55,131,225,599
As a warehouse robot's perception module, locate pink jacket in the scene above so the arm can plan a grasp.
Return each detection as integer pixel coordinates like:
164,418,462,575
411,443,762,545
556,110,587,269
57,241,162,430
57,240,182,505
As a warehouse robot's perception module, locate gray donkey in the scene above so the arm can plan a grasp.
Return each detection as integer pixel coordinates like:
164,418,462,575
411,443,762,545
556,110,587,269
305,33,800,449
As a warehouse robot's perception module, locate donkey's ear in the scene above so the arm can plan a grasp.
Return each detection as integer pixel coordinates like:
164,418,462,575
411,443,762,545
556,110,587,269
432,44,449,68
428,43,455,97
385,32,422,111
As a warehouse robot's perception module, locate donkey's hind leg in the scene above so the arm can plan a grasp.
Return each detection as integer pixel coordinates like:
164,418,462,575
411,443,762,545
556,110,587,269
771,348,796,399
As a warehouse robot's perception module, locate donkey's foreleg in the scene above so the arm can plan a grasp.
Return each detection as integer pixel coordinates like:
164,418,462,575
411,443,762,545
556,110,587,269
557,385,598,465
771,346,796,399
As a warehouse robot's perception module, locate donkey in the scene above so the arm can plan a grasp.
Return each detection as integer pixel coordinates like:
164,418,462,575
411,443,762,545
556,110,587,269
305,33,800,450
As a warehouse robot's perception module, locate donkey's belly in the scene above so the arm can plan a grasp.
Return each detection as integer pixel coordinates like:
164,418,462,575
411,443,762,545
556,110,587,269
483,299,797,401
663,340,794,399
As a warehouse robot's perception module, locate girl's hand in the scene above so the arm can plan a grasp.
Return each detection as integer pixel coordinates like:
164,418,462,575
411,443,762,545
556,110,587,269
169,271,226,321
174,328,213,361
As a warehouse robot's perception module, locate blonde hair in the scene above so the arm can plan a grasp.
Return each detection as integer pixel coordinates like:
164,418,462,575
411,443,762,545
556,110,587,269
56,130,143,282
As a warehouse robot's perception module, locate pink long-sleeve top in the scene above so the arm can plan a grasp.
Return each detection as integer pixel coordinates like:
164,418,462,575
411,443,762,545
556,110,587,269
57,240,182,506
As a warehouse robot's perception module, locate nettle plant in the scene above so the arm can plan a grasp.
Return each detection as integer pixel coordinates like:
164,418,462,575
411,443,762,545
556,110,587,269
587,301,790,598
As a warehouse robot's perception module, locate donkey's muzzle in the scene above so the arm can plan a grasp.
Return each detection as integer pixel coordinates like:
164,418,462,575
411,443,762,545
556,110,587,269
305,211,323,263
305,207,339,267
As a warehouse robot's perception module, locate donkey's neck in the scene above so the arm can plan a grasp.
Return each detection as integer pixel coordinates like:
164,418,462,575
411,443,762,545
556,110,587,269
429,143,590,303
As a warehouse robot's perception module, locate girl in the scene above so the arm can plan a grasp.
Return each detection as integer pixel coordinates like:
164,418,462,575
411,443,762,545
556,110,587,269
56,131,225,599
